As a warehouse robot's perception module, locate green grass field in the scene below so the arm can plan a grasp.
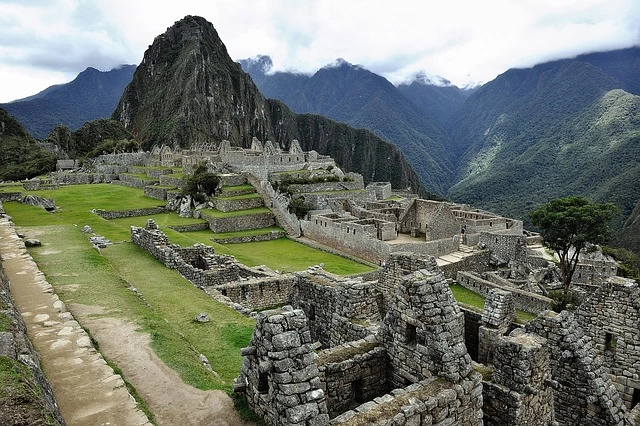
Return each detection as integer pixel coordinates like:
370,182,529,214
450,284,538,323
1,183,375,392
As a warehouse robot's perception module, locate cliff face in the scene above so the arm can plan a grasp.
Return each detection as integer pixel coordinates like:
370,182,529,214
113,15,424,194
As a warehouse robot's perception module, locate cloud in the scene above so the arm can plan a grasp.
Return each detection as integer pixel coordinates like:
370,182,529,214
0,0,639,102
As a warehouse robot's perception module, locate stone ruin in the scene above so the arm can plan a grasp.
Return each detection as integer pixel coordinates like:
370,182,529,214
232,251,639,425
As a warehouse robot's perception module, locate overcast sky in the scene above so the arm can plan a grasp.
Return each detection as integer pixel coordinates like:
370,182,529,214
1,0,639,103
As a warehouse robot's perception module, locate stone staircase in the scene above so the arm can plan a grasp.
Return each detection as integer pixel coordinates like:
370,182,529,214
436,244,476,267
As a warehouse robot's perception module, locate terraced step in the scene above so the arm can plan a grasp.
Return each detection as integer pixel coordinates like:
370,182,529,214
218,184,256,198
199,207,276,233
211,193,263,212
210,226,286,244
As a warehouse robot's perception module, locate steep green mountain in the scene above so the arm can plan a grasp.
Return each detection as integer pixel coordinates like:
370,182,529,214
447,57,640,226
0,108,56,181
396,74,470,126
239,57,455,195
113,15,424,194
1,65,135,138
613,199,640,254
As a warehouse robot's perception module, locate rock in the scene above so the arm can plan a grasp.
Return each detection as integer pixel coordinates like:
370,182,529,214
24,239,41,247
195,313,210,323
21,195,56,211
81,225,93,234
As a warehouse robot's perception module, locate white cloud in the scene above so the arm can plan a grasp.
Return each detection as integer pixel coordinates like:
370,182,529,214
0,0,639,102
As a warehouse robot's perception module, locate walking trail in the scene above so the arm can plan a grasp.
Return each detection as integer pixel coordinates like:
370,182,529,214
0,217,252,426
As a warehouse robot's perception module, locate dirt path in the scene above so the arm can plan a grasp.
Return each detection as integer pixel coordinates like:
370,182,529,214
1,218,253,426
0,217,150,426
72,304,252,426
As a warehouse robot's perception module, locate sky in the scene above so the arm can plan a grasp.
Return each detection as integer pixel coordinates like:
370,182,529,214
1,0,639,103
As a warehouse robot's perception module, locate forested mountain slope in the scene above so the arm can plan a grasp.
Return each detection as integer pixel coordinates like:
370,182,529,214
1,65,135,138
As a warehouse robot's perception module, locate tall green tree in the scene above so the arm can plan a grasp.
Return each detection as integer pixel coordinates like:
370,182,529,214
530,196,618,296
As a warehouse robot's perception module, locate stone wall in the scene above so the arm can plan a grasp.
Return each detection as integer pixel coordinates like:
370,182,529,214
287,273,339,348
0,192,22,202
130,220,278,308
0,264,66,426
379,269,477,388
400,199,460,241
215,276,295,311
199,210,275,233
144,186,170,201
211,195,263,212
235,306,329,426
456,271,551,314
245,174,301,237
91,152,149,168
479,231,529,263
302,190,376,210
527,310,631,424
577,277,640,409
95,206,167,219
376,252,439,315
166,223,210,232
212,230,286,244
439,250,491,279
483,330,555,425
117,173,158,189
288,179,364,194
50,172,116,185
159,175,186,188
316,339,387,418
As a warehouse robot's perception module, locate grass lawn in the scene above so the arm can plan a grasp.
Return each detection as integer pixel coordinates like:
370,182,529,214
213,193,261,201
449,284,538,323
25,225,253,391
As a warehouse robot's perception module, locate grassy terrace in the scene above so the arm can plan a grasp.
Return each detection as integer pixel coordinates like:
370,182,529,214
209,226,283,239
121,173,159,181
2,183,375,396
213,193,261,201
199,206,271,218
220,184,254,191
450,284,538,323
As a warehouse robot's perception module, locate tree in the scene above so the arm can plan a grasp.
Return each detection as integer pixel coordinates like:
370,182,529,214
182,162,219,203
530,196,618,298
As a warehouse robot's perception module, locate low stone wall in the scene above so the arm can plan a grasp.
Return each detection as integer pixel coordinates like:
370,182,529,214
166,223,210,232
0,192,22,202
218,186,255,197
50,172,116,185
117,173,158,189
144,186,170,201
288,179,364,194
456,271,551,314
439,250,491,279
316,340,387,418
302,189,376,210
215,276,295,311
211,195,263,212
1,261,66,426
389,237,459,258
219,173,248,187
95,206,167,219
330,375,483,426
200,211,275,233
159,175,186,188
212,230,286,244
129,167,175,178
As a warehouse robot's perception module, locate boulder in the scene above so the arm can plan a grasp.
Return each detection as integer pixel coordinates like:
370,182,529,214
195,313,210,323
24,239,41,247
